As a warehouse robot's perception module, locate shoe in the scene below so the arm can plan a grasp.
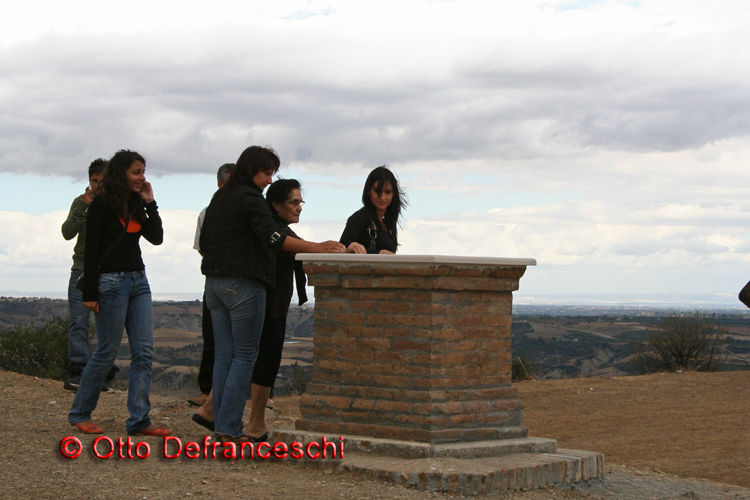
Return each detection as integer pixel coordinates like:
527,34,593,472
191,413,214,432
266,398,274,409
131,426,172,437
187,394,209,407
243,432,270,443
71,422,104,434
218,434,250,444
64,374,81,391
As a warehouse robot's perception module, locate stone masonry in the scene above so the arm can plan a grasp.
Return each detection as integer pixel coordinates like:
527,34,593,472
295,255,537,445
275,254,605,494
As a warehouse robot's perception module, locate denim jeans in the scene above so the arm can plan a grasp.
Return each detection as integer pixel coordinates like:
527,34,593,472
67,270,91,369
68,271,155,435
205,276,266,438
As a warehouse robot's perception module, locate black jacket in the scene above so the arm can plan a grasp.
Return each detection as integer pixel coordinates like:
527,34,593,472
266,214,307,319
200,178,288,288
340,207,397,254
82,197,163,302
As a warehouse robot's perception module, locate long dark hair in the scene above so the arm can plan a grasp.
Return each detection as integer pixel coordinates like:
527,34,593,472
266,179,301,217
218,146,280,202
362,166,407,242
99,150,147,223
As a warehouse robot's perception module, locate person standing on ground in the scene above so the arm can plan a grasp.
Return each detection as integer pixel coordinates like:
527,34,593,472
61,158,118,392
68,149,170,436
187,163,233,408
198,145,345,443
191,178,364,436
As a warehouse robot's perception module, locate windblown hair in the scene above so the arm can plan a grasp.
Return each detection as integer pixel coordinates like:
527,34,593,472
88,158,107,179
99,150,148,223
218,146,280,202
361,166,407,244
266,179,302,217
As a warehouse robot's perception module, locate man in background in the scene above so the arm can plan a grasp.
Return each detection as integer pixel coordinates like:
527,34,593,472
188,163,233,407
61,159,118,392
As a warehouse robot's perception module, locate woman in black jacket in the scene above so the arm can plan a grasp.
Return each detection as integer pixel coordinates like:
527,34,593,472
68,149,170,436
200,146,344,443
340,166,407,254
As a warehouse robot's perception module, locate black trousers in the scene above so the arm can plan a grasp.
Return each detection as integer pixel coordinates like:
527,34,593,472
251,316,287,389
197,297,215,395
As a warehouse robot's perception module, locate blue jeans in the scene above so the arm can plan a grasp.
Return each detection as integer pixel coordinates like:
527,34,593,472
205,276,266,438
68,271,155,435
67,270,91,368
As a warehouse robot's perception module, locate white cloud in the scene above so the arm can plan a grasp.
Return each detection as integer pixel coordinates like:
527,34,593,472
3,1,750,300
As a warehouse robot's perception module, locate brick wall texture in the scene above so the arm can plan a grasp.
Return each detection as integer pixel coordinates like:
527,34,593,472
296,262,530,444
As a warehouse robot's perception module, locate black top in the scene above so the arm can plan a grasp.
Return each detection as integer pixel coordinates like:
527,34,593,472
82,197,163,302
340,207,397,254
266,214,308,319
200,178,288,287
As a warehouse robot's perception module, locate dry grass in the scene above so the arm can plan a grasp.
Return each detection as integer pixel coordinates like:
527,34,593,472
517,370,750,488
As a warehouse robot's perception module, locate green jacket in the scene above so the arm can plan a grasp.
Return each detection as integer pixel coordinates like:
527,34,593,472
61,194,90,271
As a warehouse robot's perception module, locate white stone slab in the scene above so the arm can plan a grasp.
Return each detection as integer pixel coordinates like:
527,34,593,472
295,254,537,267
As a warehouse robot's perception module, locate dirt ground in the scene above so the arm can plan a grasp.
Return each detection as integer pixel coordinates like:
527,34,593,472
2,369,749,499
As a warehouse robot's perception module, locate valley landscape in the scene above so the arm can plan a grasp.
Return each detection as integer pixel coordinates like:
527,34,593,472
3,297,750,396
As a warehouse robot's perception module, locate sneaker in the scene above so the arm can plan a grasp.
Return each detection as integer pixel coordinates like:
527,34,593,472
187,394,209,407
64,373,81,391
266,398,274,409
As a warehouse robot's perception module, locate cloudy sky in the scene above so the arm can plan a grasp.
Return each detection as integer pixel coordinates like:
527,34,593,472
2,0,750,305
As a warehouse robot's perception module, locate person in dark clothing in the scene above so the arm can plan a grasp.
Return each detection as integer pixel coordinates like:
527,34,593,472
245,179,311,437
61,158,119,392
190,176,364,437
68,150,171,437
340,166,407,254
198,145,345,443
187,163,233,408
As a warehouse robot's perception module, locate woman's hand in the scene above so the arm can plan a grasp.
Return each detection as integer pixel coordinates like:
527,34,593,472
345,242,367,254
316,241,346,253
140,181,155,204
378,249,395,254
83,301,100,313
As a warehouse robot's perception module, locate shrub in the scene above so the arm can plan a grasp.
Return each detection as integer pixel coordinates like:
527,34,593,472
285,362,312,395
629,312,726,374
512,351,536,381
0,316,69,380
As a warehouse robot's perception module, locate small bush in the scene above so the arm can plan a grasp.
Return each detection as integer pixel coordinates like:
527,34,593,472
284,362,312,395
0,316,69,380
512,351,536,381
630,312,727,374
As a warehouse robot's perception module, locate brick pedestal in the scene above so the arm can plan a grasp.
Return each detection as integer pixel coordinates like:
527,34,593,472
294,255,536,445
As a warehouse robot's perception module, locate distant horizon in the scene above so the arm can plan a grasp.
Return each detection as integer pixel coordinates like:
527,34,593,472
3,291,748,312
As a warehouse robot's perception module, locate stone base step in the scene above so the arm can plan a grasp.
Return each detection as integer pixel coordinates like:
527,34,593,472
274,430,557,459
302,449,604,495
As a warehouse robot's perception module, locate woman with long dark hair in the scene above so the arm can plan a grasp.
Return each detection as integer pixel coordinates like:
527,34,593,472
68,149,170,436
340,166,407,254
199,146,345,443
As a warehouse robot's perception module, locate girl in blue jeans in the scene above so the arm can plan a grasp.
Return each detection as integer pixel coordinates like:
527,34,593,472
68,149,171,437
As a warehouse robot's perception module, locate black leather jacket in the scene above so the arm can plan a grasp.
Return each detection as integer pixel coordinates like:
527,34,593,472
200,178,287,288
